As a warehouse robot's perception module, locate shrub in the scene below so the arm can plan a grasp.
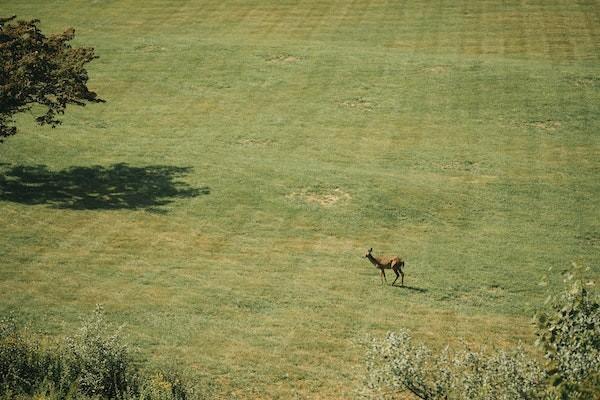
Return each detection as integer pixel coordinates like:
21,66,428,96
363,266,599,399
535,268,600,399
363,330,544,399
62,305,132,398
0,314,50,395
0,306,200,399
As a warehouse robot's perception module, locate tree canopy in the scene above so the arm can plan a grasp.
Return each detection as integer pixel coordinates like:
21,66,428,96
0,16,103,141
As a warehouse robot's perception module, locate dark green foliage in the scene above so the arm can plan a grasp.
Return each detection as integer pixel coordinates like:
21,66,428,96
536,269,600,399
0,314,45,394
0,307,197,400
0,16,103,140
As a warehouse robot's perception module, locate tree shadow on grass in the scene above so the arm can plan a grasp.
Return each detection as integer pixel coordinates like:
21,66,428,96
0,163,209,211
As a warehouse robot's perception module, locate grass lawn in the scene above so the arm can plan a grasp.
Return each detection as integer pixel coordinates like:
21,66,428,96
0,1,599,398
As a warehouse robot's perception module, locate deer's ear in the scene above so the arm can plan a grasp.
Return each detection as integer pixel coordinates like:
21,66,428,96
369,248,373,252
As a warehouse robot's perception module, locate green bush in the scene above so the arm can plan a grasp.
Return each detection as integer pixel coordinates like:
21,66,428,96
0,307,198,400
0,314,42,394
0,314,63,397
363,267,599,399
363,330,544,399
61,305,132,398
536,269,600,399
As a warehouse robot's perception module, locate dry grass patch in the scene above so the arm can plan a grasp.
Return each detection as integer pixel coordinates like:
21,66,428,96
524,120,562,132
421,65,450,74
266,54,302,64
570,76,600,88
236,137,274,147
531,120,561,131
287,188,351,207
340,96,375,111
133,43,166,53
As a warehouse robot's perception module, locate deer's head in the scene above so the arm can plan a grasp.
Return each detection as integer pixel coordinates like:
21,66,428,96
364,248,373,258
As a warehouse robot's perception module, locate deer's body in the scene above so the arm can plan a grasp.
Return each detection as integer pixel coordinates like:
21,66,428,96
365,248,405,286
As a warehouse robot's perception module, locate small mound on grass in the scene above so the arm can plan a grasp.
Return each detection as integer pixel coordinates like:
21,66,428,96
266,54,302,64
287,188,351,207
236,137,274,147
340,96,375,111
524,120,561,132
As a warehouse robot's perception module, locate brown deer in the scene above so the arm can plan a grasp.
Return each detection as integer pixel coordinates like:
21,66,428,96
364,248,405,286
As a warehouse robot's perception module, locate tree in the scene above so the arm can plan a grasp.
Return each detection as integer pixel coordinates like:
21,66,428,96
0,16,103,141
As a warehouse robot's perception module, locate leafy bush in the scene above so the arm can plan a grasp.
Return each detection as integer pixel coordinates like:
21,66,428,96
363,267,599,399
0,314,44,394
363,330,544,399
536,269,600,399
0,307,198,400
61,305,131,397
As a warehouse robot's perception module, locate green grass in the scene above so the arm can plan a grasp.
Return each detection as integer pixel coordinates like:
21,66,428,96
1,0,599,398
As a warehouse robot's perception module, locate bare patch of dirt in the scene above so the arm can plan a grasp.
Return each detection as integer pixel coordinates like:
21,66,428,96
266,54,302,64
236,137,274,147
421,65,450,74
524,120,561,132
340,97,374,112
566,75,600,88
133,43,166,53
287,188,351,207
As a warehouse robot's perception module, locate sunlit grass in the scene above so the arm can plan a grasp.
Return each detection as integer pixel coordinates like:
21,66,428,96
0,1,598,397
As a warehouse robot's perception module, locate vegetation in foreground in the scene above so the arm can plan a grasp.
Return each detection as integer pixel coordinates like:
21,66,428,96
2,269,597,399
1,306,204,400
364,269,599,399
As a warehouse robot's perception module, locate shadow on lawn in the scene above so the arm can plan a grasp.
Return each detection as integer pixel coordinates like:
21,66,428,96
392,285,427,293
0,163,209,211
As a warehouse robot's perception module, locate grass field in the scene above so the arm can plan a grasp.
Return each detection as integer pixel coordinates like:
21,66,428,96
1,0,599,398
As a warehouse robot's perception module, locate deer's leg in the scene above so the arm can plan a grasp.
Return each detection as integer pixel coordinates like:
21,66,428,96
392,268,400,286
380,269,387,284
400,270,404,286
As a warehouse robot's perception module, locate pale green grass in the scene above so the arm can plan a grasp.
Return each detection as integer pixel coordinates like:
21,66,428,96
0,1,599,398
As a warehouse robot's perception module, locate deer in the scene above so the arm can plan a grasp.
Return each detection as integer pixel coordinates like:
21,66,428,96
364,248,405,286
